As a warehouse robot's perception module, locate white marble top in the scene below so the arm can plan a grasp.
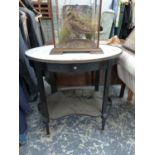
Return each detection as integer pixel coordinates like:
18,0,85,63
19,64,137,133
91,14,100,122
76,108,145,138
25,45,122,64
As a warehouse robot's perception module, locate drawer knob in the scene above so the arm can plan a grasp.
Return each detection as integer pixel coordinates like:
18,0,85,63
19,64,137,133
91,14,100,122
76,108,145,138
73,66,77,70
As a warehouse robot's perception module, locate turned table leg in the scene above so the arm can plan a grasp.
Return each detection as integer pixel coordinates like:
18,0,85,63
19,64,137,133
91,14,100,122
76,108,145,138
34,62,50,135
95,70,100,91
101,61,112,130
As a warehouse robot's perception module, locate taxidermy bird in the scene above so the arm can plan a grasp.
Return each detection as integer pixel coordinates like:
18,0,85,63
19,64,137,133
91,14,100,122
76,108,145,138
63,5,94,38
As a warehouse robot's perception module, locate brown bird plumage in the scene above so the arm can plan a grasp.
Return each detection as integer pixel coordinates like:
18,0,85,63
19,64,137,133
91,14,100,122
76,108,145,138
64,6,93,38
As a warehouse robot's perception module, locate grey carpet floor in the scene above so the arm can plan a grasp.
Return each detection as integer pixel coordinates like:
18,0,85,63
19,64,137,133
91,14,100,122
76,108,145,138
19,85,135,155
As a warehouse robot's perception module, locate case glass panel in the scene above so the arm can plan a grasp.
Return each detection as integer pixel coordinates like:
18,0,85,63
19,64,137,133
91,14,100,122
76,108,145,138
51,0,102,49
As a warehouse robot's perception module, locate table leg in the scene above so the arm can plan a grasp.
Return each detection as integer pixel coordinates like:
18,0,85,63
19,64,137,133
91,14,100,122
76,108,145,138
50,72,57,94
95,70,100,91
101,61,112,130
34,63,50,135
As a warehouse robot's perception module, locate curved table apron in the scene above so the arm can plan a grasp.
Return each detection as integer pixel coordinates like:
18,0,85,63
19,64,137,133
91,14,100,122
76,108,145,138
25,45,122,135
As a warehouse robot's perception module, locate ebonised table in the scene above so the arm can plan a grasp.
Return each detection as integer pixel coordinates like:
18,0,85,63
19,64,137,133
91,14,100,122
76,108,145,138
25,45,122,135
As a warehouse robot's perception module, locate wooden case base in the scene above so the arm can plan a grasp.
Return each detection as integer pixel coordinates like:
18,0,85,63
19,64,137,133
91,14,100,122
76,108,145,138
50,48,103,55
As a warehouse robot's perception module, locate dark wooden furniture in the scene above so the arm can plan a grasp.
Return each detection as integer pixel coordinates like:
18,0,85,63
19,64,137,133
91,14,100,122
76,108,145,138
25,45,122,135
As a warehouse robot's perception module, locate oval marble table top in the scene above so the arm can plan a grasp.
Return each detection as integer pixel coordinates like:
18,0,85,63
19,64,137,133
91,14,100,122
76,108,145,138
25,44,122,64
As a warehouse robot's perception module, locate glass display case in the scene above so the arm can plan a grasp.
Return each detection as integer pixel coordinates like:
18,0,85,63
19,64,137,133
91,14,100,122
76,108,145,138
50,0,102,54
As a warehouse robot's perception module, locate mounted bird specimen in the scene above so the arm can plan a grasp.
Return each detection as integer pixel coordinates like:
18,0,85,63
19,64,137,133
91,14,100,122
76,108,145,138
59,5,96,42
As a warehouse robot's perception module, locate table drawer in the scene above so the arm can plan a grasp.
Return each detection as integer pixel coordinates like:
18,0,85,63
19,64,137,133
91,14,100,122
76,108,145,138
47,62,101,73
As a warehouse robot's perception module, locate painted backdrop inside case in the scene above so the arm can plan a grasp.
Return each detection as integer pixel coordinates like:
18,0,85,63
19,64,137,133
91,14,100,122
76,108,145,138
50,0,102,54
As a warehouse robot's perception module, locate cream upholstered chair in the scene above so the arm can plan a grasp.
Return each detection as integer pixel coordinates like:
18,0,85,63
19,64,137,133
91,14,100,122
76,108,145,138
117,29,135,102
